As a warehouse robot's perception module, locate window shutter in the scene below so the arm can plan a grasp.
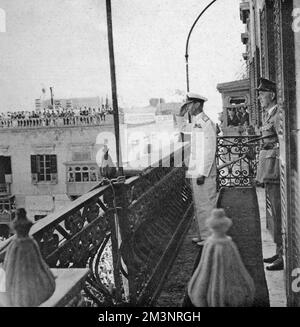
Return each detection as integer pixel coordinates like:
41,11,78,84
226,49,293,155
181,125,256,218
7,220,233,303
4,157,12,174
31,155,38,184
37,155,41,174
50,155,57,173
31,155,37,173
260,8,267,77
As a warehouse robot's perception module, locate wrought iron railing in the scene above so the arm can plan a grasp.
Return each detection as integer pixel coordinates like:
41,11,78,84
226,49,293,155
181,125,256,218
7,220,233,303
0,183,8,194
0,143,192,306
216,135,260,190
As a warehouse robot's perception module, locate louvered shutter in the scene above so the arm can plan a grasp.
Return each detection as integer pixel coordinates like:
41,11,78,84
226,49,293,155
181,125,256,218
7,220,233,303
31,155,37,173
50,155,57,173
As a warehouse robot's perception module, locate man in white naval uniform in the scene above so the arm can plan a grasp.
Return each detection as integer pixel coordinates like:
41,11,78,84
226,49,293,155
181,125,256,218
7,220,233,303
180,92,217,246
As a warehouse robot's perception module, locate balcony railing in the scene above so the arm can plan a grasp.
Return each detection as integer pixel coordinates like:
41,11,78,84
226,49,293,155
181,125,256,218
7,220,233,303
0,183,8,194
241,32,249,45
0,142,192,306
0,115,114,129
216,135,260,190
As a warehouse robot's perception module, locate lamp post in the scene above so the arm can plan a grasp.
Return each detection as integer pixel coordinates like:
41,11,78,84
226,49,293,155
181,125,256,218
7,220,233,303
185,0,218,92
106,0,123,176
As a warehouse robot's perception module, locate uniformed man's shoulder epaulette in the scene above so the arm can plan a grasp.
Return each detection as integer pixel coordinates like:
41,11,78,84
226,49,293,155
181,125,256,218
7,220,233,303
202,114,209,122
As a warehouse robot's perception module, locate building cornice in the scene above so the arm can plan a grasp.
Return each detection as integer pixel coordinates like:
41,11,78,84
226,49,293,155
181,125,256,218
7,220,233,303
217,79,250,94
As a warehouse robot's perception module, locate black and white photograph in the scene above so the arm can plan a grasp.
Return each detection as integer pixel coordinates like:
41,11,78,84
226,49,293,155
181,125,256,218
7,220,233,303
0,0,299,318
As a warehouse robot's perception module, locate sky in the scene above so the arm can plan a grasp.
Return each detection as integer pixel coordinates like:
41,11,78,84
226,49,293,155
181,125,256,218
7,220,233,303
0,0,245,121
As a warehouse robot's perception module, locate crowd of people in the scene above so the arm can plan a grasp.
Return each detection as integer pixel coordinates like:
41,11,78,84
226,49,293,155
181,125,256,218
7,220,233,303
0,105,113,128
227,106,250,127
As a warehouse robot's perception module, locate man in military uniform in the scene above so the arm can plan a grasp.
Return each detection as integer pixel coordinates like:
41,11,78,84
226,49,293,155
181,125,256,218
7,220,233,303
180,92,217,246
256,78,283,271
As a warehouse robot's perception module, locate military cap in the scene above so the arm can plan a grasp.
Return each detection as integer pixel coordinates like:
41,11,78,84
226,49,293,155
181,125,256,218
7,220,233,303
186,92,208,103
179,92,207,117
257,78,276,93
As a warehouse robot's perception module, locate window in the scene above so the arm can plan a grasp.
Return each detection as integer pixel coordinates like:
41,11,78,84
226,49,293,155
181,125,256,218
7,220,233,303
259,1,276,81
67,165,100,183
31,155,58,183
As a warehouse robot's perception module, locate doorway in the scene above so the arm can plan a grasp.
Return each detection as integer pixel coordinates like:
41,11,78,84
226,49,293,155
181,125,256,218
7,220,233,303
0,156,12,193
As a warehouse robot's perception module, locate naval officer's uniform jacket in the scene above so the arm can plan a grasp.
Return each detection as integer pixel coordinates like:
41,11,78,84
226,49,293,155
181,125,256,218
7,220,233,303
186,111,218,240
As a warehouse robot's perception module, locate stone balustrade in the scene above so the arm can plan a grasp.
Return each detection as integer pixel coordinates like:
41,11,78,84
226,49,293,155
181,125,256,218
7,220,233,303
0,115,114,129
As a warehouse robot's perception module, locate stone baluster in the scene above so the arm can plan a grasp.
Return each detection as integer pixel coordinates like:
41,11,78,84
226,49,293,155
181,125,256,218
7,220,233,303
187,208,255,307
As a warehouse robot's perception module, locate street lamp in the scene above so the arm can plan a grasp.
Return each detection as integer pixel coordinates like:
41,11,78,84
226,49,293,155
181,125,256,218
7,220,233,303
106,0,123,176
185,0,218,92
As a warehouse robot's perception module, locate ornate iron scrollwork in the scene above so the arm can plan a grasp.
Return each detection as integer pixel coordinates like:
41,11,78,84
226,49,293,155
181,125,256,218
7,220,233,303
0,144,193,307
216,136,260,190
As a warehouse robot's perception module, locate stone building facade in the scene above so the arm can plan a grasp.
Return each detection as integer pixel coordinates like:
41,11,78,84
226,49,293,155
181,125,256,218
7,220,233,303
239,0,300,306
0,113,176,233
0,119,114,223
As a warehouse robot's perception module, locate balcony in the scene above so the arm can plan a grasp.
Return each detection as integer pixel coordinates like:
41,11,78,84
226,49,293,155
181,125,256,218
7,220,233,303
240,1,250,24
0,142,193,306
0,183,10,195
216,135,260,189
0,135,268,307
241,32,249,45
243,52,249,61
